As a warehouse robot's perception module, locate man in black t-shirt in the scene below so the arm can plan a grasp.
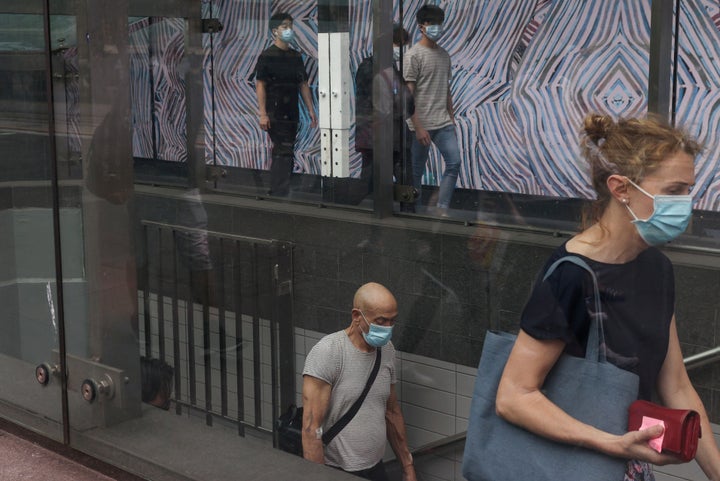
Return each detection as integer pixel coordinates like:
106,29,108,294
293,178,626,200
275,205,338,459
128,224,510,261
254,12,317,196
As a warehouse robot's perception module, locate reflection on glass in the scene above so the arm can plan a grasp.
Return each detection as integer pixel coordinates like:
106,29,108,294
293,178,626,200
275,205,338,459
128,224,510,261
0,9,63,441
406,4,460,215
254,12,317,197
350,24,414,210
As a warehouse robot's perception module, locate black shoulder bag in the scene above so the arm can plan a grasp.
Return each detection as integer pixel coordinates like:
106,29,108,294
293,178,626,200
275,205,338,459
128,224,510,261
277,348,382,456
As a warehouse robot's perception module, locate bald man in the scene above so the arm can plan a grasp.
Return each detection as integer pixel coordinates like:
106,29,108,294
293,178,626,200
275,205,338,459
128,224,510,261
301,283,416,481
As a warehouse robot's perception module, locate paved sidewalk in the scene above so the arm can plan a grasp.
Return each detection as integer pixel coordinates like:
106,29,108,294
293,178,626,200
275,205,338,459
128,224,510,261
0,419,147,481
0,429,116,481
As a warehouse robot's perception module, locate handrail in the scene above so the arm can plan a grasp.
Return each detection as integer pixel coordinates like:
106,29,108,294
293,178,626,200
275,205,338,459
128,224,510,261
141,219,279,245
410,432,466,458
684,346,720,371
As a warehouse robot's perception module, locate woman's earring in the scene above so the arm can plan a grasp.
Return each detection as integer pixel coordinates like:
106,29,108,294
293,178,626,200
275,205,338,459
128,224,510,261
621,198,628,204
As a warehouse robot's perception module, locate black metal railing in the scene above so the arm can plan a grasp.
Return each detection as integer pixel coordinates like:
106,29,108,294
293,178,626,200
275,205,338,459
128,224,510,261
139,220,294,437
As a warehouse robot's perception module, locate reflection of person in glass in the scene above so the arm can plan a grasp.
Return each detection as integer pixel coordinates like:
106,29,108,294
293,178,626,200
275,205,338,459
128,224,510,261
175,187,214,305
405,5,461,214
496,114,720,480
254,12,317,197
354,25,414,210
141,356,174,410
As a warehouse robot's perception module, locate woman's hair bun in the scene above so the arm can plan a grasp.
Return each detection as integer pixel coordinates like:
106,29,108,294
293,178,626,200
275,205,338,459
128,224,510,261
583,114,614,145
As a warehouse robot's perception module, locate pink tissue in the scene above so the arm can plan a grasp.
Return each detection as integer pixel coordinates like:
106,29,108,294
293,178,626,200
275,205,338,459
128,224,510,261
640,416,665,453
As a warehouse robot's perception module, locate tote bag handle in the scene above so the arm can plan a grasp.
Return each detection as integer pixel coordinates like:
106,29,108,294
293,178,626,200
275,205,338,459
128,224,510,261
542,255,607,364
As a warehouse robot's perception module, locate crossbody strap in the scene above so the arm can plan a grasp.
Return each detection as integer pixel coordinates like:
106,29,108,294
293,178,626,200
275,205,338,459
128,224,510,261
542,255,606,363
322,348,382,445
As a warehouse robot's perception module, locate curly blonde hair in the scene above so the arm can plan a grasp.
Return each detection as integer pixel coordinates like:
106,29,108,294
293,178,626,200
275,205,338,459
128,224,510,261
581,113,701,227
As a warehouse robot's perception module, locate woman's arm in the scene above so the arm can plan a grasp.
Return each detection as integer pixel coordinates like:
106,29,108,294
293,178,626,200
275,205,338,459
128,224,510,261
496,330,676,463
657,316,720,480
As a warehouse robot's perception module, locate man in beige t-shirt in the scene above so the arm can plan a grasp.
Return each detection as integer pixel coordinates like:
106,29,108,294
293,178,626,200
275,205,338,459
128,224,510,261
404,4,461,212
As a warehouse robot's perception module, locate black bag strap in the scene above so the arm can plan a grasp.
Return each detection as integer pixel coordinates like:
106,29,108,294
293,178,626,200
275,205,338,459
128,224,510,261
542,255,606,363
321,348,382,445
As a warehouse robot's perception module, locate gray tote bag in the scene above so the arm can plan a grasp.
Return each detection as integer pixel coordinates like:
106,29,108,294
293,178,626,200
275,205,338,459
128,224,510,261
462,256,639,481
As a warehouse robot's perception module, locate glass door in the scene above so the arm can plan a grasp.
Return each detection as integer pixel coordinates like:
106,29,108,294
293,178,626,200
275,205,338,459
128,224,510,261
0,1,67,442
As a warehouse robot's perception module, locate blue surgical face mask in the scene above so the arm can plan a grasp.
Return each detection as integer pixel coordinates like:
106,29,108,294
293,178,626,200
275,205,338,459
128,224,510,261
625,179,693,246
424,24,443,41
278,28,295,43
359,311,393,348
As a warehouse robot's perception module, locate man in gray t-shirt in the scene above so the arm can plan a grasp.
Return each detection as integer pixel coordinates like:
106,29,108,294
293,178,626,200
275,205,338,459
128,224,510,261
404,4,462,213
302,283,416,481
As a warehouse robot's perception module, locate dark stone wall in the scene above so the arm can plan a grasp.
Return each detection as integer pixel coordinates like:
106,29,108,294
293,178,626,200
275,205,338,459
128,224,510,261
4,184,720,420
134,189,720,420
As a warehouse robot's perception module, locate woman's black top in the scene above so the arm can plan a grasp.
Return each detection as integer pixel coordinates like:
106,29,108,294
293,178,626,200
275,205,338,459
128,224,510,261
520,242,675,400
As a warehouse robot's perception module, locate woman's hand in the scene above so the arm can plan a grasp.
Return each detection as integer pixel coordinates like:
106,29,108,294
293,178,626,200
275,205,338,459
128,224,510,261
605,426,684,465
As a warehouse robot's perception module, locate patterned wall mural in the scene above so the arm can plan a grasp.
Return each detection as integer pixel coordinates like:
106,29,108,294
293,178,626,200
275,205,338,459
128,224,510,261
127,0,720,211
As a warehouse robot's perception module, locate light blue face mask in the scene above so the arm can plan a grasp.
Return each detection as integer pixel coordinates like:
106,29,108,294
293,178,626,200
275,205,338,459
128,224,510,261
278,28,295,43
625,179,693,246
360,311,393,348
424,24,443,41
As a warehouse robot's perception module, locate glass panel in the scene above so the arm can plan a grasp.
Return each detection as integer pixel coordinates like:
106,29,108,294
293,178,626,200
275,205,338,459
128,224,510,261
674,0,720,248
0,5,64,440
404,1,651,223
52,2,351,480
12,1,719,480
208,3,326,202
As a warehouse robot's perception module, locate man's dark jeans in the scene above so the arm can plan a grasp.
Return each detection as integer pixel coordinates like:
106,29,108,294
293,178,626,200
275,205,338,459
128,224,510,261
267,120,298,197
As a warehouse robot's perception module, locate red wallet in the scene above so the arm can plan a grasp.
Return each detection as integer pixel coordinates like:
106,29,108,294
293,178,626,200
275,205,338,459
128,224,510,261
627,400,702,462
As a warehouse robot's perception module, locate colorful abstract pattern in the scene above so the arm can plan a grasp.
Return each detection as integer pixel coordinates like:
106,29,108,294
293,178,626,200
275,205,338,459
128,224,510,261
129,17,187,162
123,0,720,210
674,0,720,210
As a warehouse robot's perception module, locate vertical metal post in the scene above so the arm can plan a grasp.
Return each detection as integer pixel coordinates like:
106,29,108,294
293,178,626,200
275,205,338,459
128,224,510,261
148,16,158,161
273,243,295,417
219,238,228,417
648,0,674,121
143,225,152,357
202,265,213,426
234,240,245,436
42,0,70,445
184,9,206,189
372,0,394,217
187,269,197,406
172,231,182,415
251,244,262,428
157,227,166,361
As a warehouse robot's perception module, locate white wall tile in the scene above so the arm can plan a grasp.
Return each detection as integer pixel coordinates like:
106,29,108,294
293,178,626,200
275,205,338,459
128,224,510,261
403,404,455,436
401,361,455,392
405,425,445,450
400,351,457,371
401,382,456,416
455,395,472,420
456,371,476,398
